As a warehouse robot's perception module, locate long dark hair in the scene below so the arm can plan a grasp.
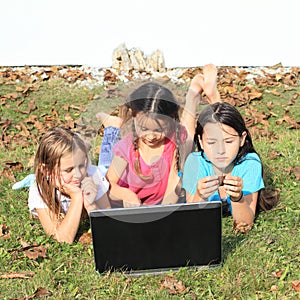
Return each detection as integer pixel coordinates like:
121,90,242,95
194,102,279,211
120,82,181,178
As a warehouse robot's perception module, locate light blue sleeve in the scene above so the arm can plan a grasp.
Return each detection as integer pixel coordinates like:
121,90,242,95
182,152,208,195
232,153,265,195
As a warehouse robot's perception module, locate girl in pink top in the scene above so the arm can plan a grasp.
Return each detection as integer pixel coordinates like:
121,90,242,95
105,64,221,207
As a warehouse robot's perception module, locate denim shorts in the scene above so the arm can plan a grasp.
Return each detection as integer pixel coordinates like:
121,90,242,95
98,127,121,172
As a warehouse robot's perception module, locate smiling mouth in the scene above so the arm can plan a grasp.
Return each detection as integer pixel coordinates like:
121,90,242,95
144,138,159,143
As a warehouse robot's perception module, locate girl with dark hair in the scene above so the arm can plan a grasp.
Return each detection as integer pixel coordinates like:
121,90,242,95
106,81,190,207
104,64,221,207
182,102,277,232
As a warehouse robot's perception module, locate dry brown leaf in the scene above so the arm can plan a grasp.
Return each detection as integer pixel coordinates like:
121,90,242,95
0,271,34,279
8,242,47,260
24,245,47,260
292,166,300,180
64,113,74,122
27,155,35,168
3,92,19,100
13,287,52,299
160,275,187,294
32,287,52,298
1,168,15,181
272,270,283,279
248,90,263,100
69,104,86,112
0,223,10,239
292,93,300,100
267,101,274,110
291,280,300,292
269,150,286,159
51,108,59,119
28,100,37,112
15,83,39,95
270,285,278,292
44,115,55,122
78,231,93,244
276,111,296,125
20,240,31,248
33,120,46,133
5,161,24,172
18,122,30,136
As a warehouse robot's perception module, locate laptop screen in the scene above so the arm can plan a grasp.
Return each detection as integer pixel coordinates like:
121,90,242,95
90,202,222,275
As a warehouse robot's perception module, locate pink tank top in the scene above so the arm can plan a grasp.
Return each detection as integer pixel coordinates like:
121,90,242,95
113,128,187,205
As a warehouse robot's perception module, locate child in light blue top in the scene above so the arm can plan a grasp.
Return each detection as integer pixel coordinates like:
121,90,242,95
183,152,264,213
182,102,274,232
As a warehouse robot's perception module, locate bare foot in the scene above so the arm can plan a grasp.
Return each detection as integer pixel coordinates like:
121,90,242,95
189,74,204,94
203,64,221,103
96,112,123,128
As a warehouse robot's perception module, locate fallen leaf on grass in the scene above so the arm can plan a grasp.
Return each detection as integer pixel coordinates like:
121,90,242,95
265,89,281,96
8,242,47,260
270,285,278,292
24,245,46,260
78,231,92,244
0,223,10,239
269,150,286,159
69,104,86,112
291,280,300,292
292,166,300,180
15,83,39,95
1,161,24,182
1,168,15,181
0,271,34,279
5,161,24,172
10,287,52,300
272,270,284,279
16,122,30,136
27,156,35,168
160,275,187,295
276,111,299,128
267,101,274,110
2,92,19,101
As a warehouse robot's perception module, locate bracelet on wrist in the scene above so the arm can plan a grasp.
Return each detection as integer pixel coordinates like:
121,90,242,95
230,192,243,202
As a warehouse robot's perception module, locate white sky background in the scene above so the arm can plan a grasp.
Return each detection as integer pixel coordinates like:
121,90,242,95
1,0,299,67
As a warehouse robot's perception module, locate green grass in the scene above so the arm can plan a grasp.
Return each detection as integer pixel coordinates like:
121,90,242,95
0,69,299,299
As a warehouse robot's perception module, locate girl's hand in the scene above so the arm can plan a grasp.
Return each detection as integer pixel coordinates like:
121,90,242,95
223,175,243,200
122,192,142,208
81,177,98,204
196,175,219,201
60,180,82,200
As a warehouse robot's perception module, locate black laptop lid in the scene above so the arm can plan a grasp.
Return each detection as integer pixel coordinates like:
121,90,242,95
90,202,222,275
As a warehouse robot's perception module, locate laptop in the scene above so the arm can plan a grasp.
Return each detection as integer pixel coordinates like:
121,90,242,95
89,201,222,275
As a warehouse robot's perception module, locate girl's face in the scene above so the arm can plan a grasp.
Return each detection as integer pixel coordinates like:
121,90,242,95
134,114,170,147
200,122,246,172
53,148,88,189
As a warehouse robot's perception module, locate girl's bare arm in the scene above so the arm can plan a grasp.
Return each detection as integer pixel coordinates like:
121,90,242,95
106,155,141,206
230,193,258,225
161,152,181,205
36,192,84,244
